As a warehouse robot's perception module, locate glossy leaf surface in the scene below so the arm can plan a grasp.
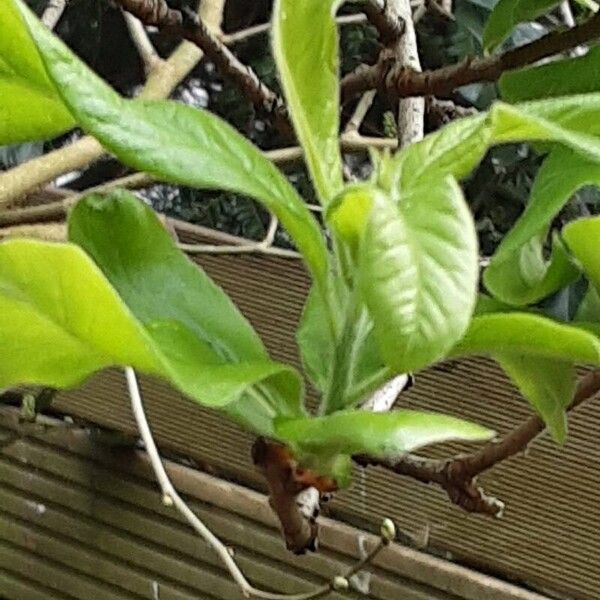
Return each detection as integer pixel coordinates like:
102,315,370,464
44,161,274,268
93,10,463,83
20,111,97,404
452,313,600,364
359,177,478,373
0,239,160,389
68,192,304,430
393,95,600,194
272,0,343,204
0,0,73,143
275,410,494,457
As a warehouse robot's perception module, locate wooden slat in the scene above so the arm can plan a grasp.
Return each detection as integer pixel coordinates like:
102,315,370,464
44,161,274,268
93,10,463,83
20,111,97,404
0,412,548,600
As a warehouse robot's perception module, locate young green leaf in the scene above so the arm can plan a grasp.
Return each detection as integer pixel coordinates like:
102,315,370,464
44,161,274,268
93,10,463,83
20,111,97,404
563,217,600,293
297,286,337,391
484,232,580,306
393,95,600,194
483,0,561,52
497,355,574,443
494,147,600,261
68,191,304,427
0,237,301,435
0,0,74,143
275,410,495,457
69,192,269,364
16,0,330,294
272,0,343,204
0,239,160,389
500,45,600,103
358,177,479,373
452,313,600,364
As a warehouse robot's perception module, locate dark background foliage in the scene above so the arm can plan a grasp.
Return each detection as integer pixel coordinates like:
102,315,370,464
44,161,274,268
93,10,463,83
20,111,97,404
4,0,599,254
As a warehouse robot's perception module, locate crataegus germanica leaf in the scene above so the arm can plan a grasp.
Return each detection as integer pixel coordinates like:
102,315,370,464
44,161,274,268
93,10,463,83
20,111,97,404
0,239,160,388
0,236,301,436
484,233,580,306
272,0,343,204
452,313,600,363
68,192,304,434
483,147,600,306
393,95,600,194
358,177,479,373
0,0,73,143
497,355,574,443
452,312,600,442
500,45,600,103
483,0,560,51
16,0,329,297
563,217,600,293
494,148,600,261
275,410,494,457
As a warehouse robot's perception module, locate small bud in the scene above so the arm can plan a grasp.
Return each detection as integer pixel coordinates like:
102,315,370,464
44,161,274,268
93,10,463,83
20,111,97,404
380,518,396,542
162,493,174,507
332,576,349,591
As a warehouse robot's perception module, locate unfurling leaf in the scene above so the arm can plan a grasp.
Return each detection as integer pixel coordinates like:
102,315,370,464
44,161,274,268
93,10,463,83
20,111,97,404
358,177,479,373
272,0,343,204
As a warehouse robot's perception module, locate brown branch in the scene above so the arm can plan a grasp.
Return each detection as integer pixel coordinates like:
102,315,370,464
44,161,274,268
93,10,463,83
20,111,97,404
363,0,405,44
342,12,600,101
355,368,600,516
115,0,289,130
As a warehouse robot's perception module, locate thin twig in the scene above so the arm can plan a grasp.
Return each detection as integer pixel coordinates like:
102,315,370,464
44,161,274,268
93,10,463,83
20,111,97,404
341,12,600,100
115,0,289,131
123,11,163,75
363,0,406,43
0,136,396,228
355,368,600,516
41,0,66,30
222,14,367,45
125,367,389,599
344,90,377,135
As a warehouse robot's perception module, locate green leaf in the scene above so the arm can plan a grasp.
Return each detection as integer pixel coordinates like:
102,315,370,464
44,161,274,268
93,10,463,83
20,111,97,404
359,177,479,373
272,0,343,204
275,410,495,457
563,217,600,292
0,239,160,389
497,355,574,443
297,285,335,391
484,232,580,306
483,0,560,51
393,94,600,194
494,147,600,261
16,1,330,293
500,45,600,103
0,237,300,436
576,285,600,322
0,0,74,143
452,313,600,363
68,191,304,431
69,192,268,364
